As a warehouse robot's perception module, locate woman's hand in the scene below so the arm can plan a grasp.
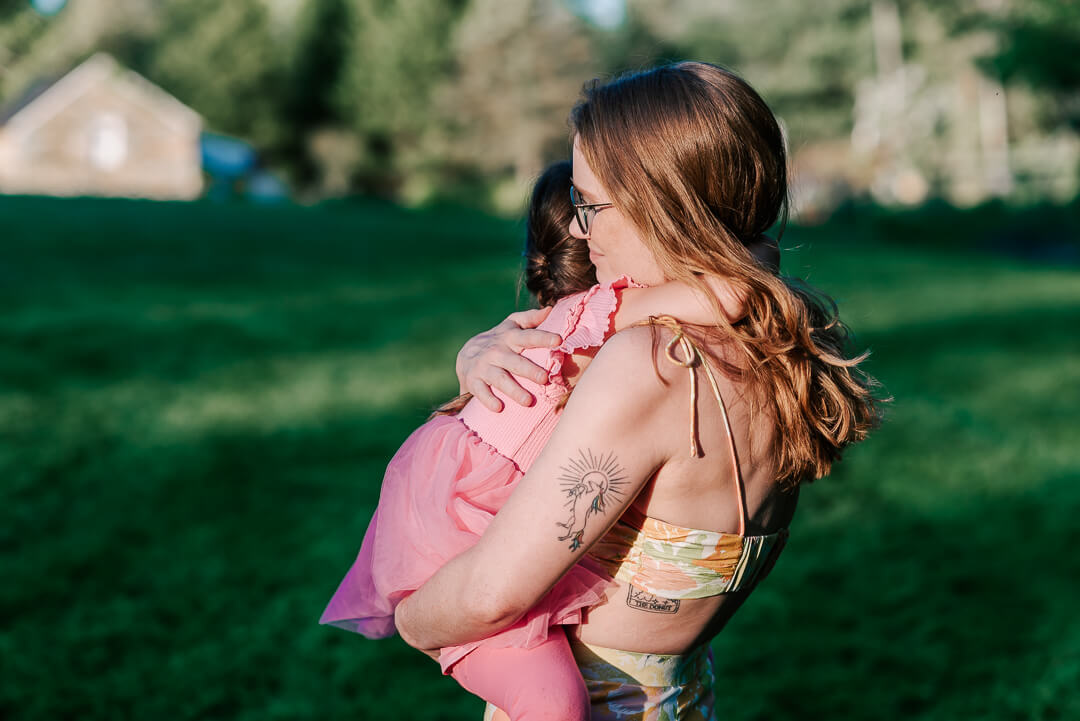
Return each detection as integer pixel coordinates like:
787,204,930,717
456,307,562,411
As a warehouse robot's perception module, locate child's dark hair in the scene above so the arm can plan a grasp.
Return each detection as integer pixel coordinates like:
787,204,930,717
523,161,596,307
433,161,597,418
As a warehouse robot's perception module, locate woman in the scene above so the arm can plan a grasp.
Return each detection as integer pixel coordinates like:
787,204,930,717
395,62,881,719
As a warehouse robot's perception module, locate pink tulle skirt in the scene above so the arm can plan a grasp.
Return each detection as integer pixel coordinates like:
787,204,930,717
320,414,611,672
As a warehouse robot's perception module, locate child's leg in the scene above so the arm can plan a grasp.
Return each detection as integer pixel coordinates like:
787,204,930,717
450,628,589,721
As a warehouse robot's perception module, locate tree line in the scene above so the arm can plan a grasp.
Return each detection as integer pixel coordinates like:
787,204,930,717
1,0,1076,208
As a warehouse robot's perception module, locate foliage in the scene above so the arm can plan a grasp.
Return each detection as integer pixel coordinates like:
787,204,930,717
332,0,470,197
588,0,875,144
985,0,1080,129
433,0,596,208
279,0,355,187
147,0,287,157
0,6,47,98
0,0,1077,204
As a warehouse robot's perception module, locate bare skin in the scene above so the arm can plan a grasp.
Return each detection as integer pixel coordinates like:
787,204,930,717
456,274,759,411
396,324,798,652
456,236,779,413
395,138,797,719
415,319,799,721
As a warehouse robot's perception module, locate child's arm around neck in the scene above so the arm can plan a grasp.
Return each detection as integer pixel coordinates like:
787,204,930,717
613,275,745,331
612,236,777,331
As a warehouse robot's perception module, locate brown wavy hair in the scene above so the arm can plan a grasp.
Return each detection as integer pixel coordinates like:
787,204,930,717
571,61,883,486
432,161,597,417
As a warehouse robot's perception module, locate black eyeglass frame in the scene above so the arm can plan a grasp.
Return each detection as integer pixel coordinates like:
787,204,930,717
570,184,614,236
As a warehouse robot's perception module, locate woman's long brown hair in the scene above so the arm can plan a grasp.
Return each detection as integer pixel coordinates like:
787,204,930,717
571,62,884,487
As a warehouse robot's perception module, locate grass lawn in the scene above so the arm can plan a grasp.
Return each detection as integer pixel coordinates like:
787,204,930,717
1,195,1077,720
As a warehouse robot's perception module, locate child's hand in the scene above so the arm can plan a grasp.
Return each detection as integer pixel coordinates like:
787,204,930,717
456,307,562,411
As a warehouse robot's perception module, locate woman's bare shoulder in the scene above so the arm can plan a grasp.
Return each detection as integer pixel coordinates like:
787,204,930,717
580,323,698,395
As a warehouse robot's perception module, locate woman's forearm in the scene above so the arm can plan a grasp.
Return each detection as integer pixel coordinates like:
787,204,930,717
395,546,527,652
399,332,664,654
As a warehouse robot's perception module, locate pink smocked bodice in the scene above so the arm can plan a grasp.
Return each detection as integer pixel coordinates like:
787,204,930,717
457,276,635,471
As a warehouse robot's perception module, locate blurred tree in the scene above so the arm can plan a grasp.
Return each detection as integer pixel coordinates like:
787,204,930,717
3,0,1072,206
0,0,162,109
579,1,688,73
0,4,44,99
587,0,876,146
279,0,354,188
148,0,287,157
434,0,596,208
0,0,24,19
985,0,1080,130
331,0,469,197
919,0,1079,201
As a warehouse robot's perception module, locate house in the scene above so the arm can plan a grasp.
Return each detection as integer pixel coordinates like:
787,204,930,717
0,53,203,200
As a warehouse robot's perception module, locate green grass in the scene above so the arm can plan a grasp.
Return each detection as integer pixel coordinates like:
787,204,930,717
1,195,1077,720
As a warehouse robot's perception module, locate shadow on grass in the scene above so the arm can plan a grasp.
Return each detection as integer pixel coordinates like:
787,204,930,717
812,196,1080,266
2,194,1077,720
724,465,1080,721
1,406,484,721
3,401,1075,720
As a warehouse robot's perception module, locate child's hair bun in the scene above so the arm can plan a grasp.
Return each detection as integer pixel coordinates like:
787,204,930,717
525,161,596,306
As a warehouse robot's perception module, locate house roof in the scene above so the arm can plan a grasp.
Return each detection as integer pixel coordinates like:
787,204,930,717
0,53,201,139
0,75,63,125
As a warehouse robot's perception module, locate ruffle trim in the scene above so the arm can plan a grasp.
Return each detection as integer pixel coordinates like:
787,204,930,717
545,275,643,398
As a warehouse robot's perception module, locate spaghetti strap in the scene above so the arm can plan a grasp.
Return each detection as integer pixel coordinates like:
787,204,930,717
631,315,749,536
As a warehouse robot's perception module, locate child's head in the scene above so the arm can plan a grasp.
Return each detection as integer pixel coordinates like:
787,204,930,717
524,161,597,307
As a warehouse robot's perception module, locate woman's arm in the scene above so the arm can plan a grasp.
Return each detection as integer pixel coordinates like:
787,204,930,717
395,327,675,652
458,267,764,413
616,234,777,328
615,276,747,329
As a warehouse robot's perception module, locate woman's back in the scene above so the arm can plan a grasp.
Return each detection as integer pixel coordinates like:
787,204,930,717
571,323,797,655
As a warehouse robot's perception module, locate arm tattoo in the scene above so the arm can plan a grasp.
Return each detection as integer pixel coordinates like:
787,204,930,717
627,586,680,614
555,449,627,551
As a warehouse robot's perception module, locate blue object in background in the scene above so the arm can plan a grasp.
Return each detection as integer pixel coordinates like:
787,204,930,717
31,0,67,16
199,132,289,202
572,0,625,29
200,133,257,180
247,171,289,204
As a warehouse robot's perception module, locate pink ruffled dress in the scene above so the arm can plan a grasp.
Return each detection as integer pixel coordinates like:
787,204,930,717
319,277,634,673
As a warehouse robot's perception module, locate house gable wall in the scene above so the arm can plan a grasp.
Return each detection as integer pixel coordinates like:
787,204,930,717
0,58,203,200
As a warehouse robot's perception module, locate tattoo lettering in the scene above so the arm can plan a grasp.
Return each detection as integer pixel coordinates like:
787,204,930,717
626,586,680,614
555,449,627,551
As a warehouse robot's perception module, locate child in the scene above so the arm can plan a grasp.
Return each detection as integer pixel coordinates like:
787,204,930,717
320,161,778,720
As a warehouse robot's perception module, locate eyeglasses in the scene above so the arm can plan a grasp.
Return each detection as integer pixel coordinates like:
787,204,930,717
570,184,614,236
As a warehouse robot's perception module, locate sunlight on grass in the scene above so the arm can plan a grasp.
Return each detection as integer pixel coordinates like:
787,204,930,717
788,244,1080,334
157,345,459,437
2,196,1077,721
